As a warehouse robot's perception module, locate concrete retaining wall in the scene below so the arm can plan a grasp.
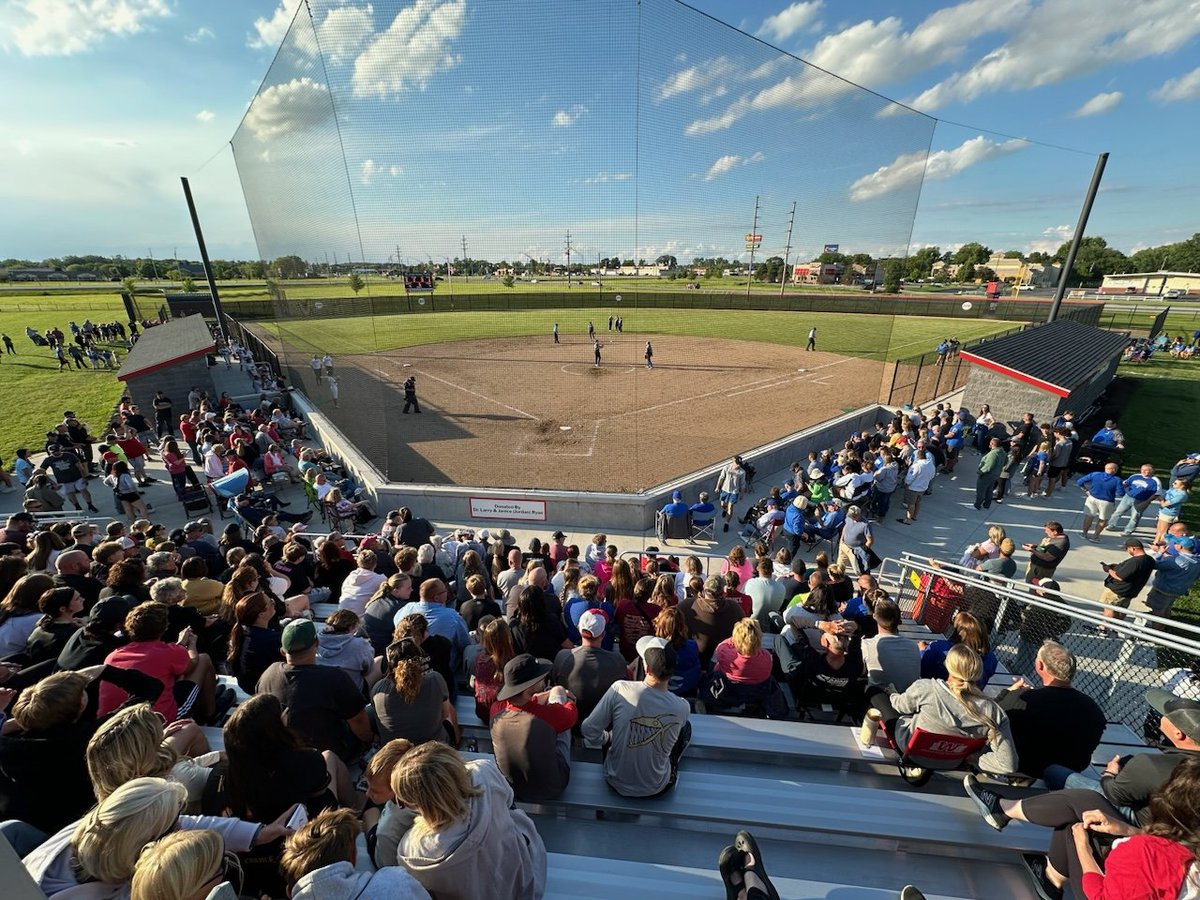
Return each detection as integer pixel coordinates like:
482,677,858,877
292,390,896,532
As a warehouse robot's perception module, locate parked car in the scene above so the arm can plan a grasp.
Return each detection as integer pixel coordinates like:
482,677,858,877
1165,289,1185,299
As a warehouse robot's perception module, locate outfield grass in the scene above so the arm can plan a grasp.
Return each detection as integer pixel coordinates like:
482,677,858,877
1112,356,1200,629
0,296,129,459
258,307,1016,361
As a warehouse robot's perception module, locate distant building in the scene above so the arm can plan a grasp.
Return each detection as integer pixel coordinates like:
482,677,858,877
1099,271,1200,297
792,261,844,284
984,254,1060,287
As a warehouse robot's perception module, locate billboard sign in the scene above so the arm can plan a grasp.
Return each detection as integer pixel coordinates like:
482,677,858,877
823,243,839,253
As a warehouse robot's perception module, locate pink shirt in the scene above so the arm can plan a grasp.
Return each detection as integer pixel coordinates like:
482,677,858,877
99,641,191,721
720,559,755,589
714,640,772,685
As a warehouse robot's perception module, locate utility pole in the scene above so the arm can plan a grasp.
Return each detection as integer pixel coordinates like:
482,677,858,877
597,252,603,295
745,195,760,300
461,235,469,283
565,229,574,288
780,200,796,298
323,251,329,277
147,248,159,281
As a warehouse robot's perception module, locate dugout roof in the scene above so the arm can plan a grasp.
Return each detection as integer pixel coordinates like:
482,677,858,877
959,319,1129,397
117,314,214,382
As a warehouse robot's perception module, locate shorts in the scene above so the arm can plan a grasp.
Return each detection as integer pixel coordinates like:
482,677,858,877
174,680,200,719
902,488,923,510
1048,464,1067,479
1158,512,1180,524
719,491,739,505
1084,496,1114,520
57,479,86,496
118,491,140,503
1098,586,1130,609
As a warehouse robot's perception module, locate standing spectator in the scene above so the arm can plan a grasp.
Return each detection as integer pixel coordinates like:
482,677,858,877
582,639,691,797
153,390,174,437
1154,478,1191,545
1111,463,1162,536
1025,441,1051,498
836,505,875,575
995,641,1105,779
1097,538,1155,622
896,444,935,524
491,653,578,802
974,438,1007,511
715,457,747,532
1077,462,1125,542
552,610,627,728
1144,536,1200,620
1043,429,1074,498
1023,521,1070,583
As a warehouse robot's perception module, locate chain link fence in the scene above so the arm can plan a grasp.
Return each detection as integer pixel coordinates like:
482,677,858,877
882,554,1200,737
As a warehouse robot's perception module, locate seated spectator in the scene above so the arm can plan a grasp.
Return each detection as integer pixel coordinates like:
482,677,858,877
99,600,221,724
872,644,1016,775
582,638,691,797
473,617,516,723
996,640,1106,779
362,573,412,656
385,742,547,897
53,548,102,609
256,619,373,761
720,545,754,587
659,489,689,519
22,586,84,664
689,491,716,529
130,829,240,900
179,557,223,617
361,738,414,867
339,549,386,617
394,578,471,677
371,636,458,746
920,610,998,688
861,599,920,692
0,572,54,656
714,618,773,686
316,609,377,691
0,668,161,839
744,559,785,630
782,629,865,718
723,570,752,617
491,653,578,802
552,609,628,730
56,596,130,671
680,575,745,668
99,557,152,605
510,585,571,661
458,573,502,631
653,605,701,696
280,807,430,900
737,499,783,541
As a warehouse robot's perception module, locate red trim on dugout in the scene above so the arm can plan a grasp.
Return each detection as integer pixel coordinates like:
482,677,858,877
959,351,1071,397
117,345,214,382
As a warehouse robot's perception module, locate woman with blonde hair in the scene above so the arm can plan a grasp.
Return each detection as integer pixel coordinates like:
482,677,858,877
713,618,773,687
472,617,515,722
131,829,235,900
876,644,1016,775
648,573,677,610
220,566,261,621
959,524,1006,570
920,609,998,687
562,573,616,649
386,742,547,899
87,703,214,804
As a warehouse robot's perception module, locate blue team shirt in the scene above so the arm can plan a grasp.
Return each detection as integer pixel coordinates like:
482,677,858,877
1122,474,1161,503
688,501,716,524
1160,487,1189,517
1076,471,1124,502
1091,427,1119,446
1152,552,1200,596
660,500,689,517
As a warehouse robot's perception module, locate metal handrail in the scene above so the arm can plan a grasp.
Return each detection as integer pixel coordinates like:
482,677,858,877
879,552,1200,653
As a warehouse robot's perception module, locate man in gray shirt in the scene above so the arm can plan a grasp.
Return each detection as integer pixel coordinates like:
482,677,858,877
582,636,691,797
744,560,785,631
552,610,628,731
861,600,920,692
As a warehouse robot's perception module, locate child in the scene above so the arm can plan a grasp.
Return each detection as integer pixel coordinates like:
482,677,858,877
362,738,415,867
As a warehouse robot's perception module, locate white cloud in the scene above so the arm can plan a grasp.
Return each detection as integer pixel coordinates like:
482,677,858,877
0,0,170,56
757,1,823,43
1153,67,1200,103
579,172,632,185
552,105,586,127
687,0,1024,134
352,0,466,99
318,4,374,65
195,109,215,123
248,1,295,51
848,136,1023,201
360,159,378,184
242,77,332,141
1072,91,1122,117
1027,224,1074,254
703,151,765,181
910,0,1200,112
13,139,36,157
388,164,403,176
184,25,214,43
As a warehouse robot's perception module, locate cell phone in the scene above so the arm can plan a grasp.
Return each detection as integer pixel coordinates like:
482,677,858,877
286,805,308,830
1100,562,1111,571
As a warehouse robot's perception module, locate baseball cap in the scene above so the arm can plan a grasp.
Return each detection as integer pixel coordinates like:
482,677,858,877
88,597,131,630
636,635,677,680
1146,688,1200,743
636,635,668,661
578,609,607,638
281,619,318,654
1173,536,1198,553
1031,577,1060,592
671,490,682,501
185,521,204,532
477,529,491,541
71,523,97,538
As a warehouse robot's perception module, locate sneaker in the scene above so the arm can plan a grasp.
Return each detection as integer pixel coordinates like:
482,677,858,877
896,517,911,525
723,523,729,532
1021,854,1065,900
963,773,1009,831
87,504,99,513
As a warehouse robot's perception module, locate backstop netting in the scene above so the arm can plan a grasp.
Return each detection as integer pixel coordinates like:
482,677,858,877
227,0,1083,491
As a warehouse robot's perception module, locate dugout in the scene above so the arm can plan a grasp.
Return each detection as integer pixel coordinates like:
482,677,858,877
116,314,215,412
959,319,1130,427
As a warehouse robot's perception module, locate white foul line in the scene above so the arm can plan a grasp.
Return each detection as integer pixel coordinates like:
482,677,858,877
410,368,540,421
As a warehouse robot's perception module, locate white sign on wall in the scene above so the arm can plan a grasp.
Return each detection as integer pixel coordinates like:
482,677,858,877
468,497,547,522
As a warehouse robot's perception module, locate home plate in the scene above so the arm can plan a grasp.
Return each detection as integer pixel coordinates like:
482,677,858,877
797,368,807,373
402,364,412,367
559,426,572,431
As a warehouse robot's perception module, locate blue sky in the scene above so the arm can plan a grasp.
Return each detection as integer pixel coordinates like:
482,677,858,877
1,0,1198,265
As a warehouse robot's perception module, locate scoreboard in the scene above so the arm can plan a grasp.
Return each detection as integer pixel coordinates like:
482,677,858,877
403,272,434,292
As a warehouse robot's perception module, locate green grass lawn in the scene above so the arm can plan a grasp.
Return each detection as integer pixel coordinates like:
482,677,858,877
1114,355,1200,629
257,307,1015,361
0,295,129,460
